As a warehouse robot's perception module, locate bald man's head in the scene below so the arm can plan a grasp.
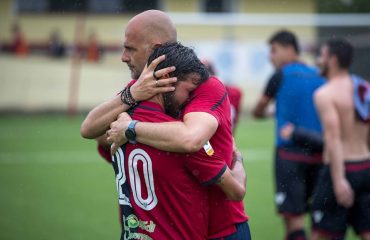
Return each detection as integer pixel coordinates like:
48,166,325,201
127,10,177,45
121,10,177,79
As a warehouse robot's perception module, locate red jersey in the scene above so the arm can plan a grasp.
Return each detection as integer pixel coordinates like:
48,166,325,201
98,144,112,163
182,77,248,238
225,85,243,132
112,101,227,240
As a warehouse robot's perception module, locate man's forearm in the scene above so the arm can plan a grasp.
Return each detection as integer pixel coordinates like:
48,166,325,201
134,112,218,153
252,95,271,119
231,159,246,188
292,127,324,152
217,168,245,201
81,95,129,139
135,121,205,153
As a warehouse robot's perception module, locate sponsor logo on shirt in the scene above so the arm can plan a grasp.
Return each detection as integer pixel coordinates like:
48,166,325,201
123,214,156,240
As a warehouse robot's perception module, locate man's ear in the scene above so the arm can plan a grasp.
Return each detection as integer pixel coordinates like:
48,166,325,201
153,43,162,49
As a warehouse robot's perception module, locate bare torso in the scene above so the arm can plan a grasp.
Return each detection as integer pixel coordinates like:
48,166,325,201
323,75,370,163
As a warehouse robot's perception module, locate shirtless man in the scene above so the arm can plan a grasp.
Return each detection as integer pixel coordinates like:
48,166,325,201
311,39,370,240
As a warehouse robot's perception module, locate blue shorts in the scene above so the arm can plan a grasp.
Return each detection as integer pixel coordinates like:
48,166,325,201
211,221,252,240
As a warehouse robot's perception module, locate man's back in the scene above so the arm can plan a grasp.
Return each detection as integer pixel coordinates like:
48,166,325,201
113,101,225,240
182,77,248,238
316,75,370,162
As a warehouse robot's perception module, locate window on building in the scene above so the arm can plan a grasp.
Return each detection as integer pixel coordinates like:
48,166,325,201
16,0,49,13
49,0,87,13
16,0,160,14
88,0,123,13
202,0,238,13
122,0,159,13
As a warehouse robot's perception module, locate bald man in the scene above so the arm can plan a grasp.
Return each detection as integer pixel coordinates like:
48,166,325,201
81,10,177,139
81,10,250,239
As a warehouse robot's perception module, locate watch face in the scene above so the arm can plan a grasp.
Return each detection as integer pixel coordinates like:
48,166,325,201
125,129,136,141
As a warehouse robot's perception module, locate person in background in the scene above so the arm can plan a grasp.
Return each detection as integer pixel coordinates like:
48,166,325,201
311,38,370,240
252,30,325,240
49,30,66,58
86,32,101,62
202,59,243,133
11,23,28,57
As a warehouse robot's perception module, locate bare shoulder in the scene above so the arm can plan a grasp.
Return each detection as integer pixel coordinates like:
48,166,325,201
314,85,332,107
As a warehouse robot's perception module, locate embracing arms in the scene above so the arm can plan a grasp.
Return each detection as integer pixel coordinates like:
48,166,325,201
80,55,177,139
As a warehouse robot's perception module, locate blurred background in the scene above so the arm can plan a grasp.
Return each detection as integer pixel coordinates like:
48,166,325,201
1,0,370,113
0,0,369,239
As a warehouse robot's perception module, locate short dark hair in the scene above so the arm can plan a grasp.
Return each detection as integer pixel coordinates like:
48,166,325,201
269,30,300,54
326,39,353,69
147,42,209,84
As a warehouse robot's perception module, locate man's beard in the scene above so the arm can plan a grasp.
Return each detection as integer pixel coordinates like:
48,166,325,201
131,68,140,79
127,64,142,79
163,92,181,119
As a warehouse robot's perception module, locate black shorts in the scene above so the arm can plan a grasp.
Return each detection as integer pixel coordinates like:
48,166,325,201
275,148,323,216
311,160,370,238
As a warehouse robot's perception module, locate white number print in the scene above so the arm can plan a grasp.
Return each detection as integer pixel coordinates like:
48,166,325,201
128,149,158,211
115,148,131,207
114,148,158,211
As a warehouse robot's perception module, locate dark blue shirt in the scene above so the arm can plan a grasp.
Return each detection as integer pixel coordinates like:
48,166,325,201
264,62,325,147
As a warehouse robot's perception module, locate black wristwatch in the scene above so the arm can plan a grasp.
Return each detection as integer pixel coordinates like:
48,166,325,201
125,120,139,144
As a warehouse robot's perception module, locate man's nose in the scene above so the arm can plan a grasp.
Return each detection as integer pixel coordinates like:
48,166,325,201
121,51,129,63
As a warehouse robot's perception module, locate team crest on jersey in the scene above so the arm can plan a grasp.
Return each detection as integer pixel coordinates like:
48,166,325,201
203,141,214,156
127,215,139,228
123,214,156,240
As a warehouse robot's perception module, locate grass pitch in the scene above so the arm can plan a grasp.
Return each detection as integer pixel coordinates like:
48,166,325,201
0,115,356,239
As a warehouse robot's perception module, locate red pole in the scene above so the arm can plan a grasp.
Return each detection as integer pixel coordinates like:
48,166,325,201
67,15,86,116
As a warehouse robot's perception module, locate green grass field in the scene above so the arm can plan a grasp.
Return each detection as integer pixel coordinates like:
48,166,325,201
0,115,357,239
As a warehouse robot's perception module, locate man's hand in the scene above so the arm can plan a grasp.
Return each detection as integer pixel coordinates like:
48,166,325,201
231,146,243,169
225,145,246,200
131,55,177,101
252,95,272,118
280,123,295,140
107,113,133,155
333,178,354,208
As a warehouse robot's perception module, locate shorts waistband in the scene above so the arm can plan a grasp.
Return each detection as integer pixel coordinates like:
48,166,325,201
345,159,370,172
277,148,323,164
